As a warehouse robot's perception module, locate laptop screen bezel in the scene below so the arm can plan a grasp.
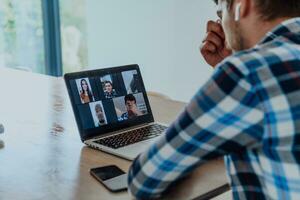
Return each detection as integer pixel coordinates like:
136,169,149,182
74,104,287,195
64,64,155,142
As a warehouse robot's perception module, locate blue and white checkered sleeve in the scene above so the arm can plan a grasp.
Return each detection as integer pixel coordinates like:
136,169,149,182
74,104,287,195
128,61,264,199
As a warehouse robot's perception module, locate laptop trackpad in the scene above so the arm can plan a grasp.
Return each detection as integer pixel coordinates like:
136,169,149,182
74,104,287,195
116,139,155,159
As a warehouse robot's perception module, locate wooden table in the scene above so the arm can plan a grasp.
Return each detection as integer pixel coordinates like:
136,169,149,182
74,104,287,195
0,68,229,200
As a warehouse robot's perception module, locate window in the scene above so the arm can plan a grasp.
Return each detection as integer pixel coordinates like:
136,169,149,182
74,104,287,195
0,0,89,76
60,0,88,73
0,0,45,73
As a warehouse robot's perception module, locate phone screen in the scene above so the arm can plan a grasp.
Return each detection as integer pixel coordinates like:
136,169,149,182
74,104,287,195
90,165,127,192
91,165,125,181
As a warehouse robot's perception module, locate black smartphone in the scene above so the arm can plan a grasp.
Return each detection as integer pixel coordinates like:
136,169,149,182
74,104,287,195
90,165,128,192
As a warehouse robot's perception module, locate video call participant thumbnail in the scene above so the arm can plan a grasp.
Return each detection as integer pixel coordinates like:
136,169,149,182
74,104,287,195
122,70,141,94
103,81,117,99
79,78,94,104
90,102,108,127
120,94,142,121
95,104,106,126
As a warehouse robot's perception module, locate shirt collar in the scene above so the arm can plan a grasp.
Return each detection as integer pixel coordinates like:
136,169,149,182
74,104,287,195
258,17,300,45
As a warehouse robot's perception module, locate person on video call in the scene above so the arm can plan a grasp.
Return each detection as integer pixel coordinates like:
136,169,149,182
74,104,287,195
79,79,94,104
103,81,117,98
95,104,106,127
120,94,142,121
128,0,300,199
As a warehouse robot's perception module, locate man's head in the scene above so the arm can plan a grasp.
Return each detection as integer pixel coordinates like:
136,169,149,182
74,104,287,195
214,0,300,20
124,94,137,111
95,104,105,122
104,81,113,93
213,0,300,51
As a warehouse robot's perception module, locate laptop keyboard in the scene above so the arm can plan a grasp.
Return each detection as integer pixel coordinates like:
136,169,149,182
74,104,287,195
94,124,167,149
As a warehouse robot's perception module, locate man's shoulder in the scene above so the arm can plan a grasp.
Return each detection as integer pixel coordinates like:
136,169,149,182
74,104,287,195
218,41,291,76
121,112,128,118
216,50,258,77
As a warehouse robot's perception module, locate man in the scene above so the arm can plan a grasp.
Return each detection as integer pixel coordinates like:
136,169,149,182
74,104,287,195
103,81,117,98
128,0,300,199
120,94,142,121
94,104,106,127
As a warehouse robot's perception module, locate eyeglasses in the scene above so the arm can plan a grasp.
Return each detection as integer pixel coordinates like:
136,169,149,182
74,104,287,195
216,1,227,19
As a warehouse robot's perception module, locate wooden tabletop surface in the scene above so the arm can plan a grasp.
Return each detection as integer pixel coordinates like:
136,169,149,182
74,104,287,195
0,68,229,200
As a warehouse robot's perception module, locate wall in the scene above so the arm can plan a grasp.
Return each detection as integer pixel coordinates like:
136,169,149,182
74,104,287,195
86,0,216,102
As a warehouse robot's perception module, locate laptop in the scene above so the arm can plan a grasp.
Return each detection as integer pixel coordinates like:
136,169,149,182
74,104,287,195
64,64,168,160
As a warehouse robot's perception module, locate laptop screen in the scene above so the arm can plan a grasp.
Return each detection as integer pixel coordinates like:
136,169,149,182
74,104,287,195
64,65,154,141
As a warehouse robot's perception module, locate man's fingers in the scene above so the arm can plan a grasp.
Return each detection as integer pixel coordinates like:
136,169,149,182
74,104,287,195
206,20,225,39
201,41,217,53
203,32,224,49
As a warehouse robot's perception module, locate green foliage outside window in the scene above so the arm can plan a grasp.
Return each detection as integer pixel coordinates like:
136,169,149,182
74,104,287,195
0,0,88,74
0,0,44,73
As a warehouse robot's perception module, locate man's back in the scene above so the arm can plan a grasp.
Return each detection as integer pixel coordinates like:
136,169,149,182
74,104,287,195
224,18,300,199
128,18,300,200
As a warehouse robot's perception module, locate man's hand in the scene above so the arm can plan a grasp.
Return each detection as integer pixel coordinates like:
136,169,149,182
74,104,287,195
200,20,232,68
130,105,142,116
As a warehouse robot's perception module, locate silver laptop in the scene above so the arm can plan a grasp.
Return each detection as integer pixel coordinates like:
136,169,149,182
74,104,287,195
64,64,167,160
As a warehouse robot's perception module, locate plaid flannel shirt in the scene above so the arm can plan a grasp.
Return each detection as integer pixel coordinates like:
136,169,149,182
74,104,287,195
128,18,300,200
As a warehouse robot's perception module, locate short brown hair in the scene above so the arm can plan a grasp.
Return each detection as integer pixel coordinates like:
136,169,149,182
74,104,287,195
213,0,300,20
124,94,136,104
254,0,300,20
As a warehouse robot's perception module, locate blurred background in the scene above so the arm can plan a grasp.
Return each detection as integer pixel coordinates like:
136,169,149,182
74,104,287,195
0,0,216,102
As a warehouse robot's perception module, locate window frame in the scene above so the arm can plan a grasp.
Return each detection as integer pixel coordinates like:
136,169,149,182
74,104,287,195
42,0,63,77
